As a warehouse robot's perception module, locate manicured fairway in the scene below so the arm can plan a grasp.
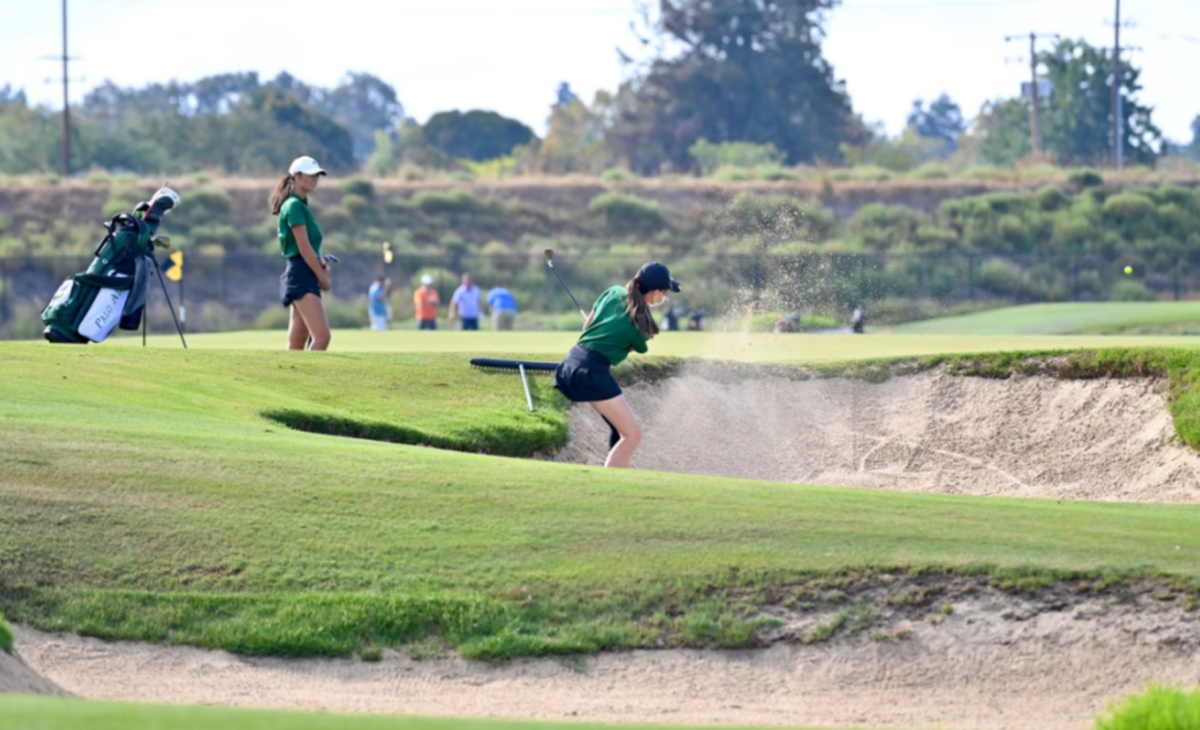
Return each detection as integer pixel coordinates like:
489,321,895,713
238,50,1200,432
3,342,1200,660
0,695,870,730
108,327,1200,362
894,302,1200,336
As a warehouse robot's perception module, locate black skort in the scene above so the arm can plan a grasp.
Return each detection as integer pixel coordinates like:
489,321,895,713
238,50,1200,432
554,345,621,403
280,255,321,308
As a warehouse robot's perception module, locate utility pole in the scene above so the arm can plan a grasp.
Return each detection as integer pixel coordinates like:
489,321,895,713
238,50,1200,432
1111,0,1122,170
60,0,70,177
1005,32,1058,161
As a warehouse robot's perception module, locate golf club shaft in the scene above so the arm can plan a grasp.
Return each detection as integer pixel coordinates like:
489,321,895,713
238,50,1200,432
547,262,587,319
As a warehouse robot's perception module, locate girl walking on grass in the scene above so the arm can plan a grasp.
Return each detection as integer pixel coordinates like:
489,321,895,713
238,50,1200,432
272,155,332,351
553,262,680,468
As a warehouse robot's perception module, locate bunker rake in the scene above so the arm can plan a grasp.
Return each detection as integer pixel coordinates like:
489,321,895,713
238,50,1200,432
469,358,557,412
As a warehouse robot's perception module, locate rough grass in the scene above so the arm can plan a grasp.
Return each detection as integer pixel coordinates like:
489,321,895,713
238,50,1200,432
3,342,1200,660
0,695,870,730
1095,684,1200,730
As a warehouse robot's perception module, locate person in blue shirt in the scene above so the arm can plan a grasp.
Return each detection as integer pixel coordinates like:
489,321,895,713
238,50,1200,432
367,276,390,330
486,286,518,330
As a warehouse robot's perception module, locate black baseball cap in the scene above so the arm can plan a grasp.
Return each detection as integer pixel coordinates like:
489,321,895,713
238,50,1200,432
636,262,681,293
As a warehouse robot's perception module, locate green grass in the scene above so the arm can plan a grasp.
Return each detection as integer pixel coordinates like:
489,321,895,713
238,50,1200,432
4,341,1200,660
0,696,869,730
1095,684,1200,730
894,302,1200,336
0,607,12,653
107,327,1200,362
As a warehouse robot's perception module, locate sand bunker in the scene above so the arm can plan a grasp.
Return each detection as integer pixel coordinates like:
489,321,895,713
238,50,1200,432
554,369,1200,502
14,577,1200,729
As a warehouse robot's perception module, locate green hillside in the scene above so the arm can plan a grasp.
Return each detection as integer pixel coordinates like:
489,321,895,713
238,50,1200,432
2,342,1199,661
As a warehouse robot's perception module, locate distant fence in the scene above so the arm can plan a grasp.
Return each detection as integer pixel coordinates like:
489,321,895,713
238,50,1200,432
2,247,1198,337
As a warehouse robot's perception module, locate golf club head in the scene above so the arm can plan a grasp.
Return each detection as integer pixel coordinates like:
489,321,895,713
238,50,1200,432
543,248,555,264
323,254,339,265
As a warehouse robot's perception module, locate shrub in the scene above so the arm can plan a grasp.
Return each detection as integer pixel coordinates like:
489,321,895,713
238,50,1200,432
1095,684,1200,730
689,139,785,176
600,168,635,183
847,204,928,251
756,165,799,181
341,193,371,216
252,304,290,331
0,612,11,654
910,163,949,180
340,177,375,200
1066,167,1104,189
1035,185,1070,212
974,259,1024,296
1109,279,1155,302
588,192,666,234
712,166,753,182
713,193,835,246
413,189,486,215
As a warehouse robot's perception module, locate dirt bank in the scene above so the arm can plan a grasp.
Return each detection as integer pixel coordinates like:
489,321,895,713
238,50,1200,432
554,369,1200,503
14,576,1200,730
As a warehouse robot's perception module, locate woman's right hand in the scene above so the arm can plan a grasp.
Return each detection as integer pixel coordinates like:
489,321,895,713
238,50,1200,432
318,274,332,292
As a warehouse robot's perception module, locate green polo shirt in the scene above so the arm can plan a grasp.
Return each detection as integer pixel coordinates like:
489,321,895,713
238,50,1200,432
577,285,649,366
277,194,323,258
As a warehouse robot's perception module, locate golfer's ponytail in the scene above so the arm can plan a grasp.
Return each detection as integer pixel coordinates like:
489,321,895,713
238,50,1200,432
625,278,660,339
270,174,295,216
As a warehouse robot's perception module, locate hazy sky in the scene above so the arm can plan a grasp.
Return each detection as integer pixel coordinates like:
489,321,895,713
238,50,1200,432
1,0,1196,142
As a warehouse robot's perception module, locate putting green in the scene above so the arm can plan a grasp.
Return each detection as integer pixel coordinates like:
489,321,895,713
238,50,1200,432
894,302,1200,336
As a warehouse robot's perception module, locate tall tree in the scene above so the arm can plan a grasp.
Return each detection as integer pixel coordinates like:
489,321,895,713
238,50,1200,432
907,93,965,150
423,110,536,161
972,98,1031,167
1038,38,1160,166
608,0,866,172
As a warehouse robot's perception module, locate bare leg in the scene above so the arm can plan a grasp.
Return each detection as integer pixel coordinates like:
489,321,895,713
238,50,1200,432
287,304,310,351
292,294,331,351
590,395,643,468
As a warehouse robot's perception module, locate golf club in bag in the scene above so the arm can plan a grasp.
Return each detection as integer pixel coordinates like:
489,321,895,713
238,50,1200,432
42,186,187,347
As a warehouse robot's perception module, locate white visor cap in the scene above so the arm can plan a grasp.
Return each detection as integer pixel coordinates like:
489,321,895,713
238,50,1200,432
421,274,435,285
288,155,327,176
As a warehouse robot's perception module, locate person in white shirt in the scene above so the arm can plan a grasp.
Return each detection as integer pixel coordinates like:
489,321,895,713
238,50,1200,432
448,273,483,331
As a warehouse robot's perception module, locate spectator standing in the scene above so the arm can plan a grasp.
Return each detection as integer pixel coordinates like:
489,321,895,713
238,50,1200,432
486,286,518,330
415,274,440,330
368,275,390,330
448,273,483,331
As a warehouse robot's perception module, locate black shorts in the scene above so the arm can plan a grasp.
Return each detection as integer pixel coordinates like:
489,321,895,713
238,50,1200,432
281,255,321,308
554,345,622,403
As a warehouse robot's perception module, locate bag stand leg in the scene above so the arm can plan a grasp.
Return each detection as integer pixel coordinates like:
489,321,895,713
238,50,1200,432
152,257,187,349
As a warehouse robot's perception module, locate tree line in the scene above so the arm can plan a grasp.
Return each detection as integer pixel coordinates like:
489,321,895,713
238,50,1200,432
0,0,1195,177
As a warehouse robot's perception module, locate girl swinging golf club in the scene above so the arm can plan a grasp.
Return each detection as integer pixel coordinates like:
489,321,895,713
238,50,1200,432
553,262,680,468
272,155,332,351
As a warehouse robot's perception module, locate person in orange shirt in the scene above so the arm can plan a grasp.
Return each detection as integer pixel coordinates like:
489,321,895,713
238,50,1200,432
414,274,440,330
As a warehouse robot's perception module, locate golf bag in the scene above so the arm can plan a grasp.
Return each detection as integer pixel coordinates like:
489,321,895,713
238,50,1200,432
42,187,180,344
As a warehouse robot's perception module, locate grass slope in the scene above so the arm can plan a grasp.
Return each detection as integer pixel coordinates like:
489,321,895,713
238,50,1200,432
0,696,868,730
2,342,1200,659
894,302,1200,336
111,328,1200,362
